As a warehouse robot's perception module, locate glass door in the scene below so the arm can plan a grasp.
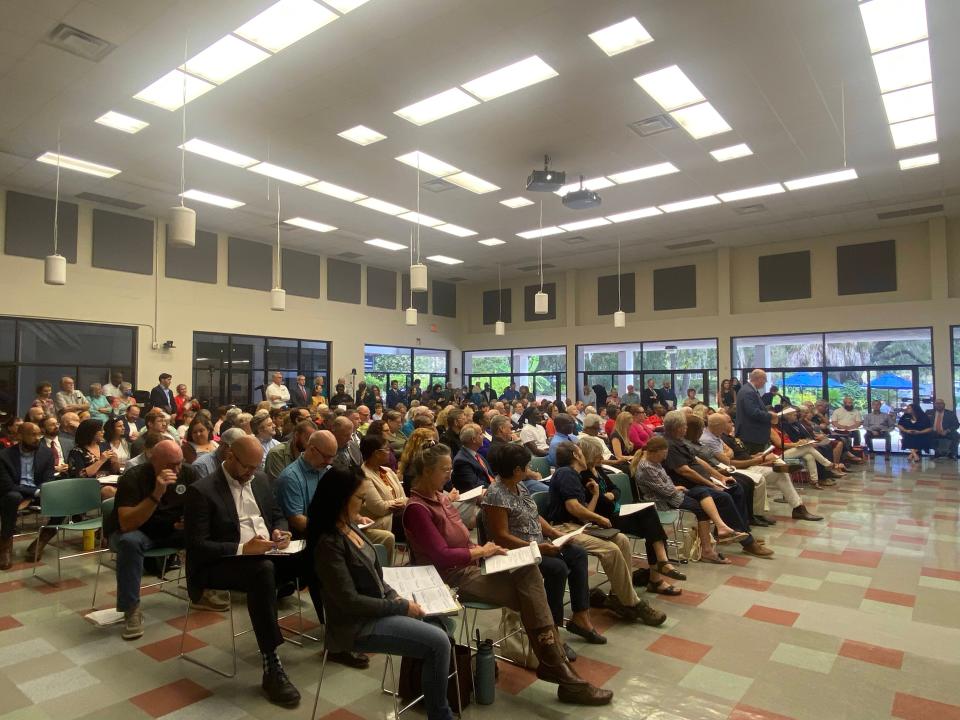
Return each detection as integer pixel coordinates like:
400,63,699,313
867,368,916,414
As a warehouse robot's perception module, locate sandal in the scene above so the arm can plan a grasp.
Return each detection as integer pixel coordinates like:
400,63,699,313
716,530,748,544
647,580,682,596
700,553,732,565
655,561,687,581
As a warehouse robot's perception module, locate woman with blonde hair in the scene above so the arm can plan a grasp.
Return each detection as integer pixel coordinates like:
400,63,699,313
397,427,441,495
609,411,635,463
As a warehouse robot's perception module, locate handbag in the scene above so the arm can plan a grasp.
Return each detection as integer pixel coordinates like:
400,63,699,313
398,635,472,711
585,526,620,541
681,528,702,562
496,608,538,669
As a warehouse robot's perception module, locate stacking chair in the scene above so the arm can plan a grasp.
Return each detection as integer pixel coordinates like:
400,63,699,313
527,456,551,478
32,477,105,582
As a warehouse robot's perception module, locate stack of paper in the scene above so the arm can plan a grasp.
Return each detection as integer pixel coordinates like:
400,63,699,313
481,540,542,575
552,524,589,547
85,608,125,626
457,485,484,502
618,502,654,517
98,475,120,485
265,539,305,555
381,565,461,616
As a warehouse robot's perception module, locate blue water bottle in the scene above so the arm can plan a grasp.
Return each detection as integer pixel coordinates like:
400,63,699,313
474,630,496,705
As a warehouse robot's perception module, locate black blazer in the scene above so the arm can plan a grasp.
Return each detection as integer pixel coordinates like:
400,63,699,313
184,467,287,601
734,382,772,445
289,383,310,408
0,444,56,493
449,447,490,493
149,385,174,414
927,409,959,433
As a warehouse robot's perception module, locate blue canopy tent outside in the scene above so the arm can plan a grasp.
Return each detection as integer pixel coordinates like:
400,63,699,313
782,372,842,388
869,373,912,389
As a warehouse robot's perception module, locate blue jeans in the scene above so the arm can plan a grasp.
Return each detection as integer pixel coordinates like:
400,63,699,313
354,616,454,720
109,529,182,612
522,478,550,494
540,543,589,625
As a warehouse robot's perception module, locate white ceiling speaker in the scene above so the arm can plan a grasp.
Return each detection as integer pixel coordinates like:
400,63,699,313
44,254,66,285
405,307,418,325
614,310,626,328
410,262,428,292
168,205,196,247
614,236,626,328
495,320,505,336
534,291,549,314
271,287,286,311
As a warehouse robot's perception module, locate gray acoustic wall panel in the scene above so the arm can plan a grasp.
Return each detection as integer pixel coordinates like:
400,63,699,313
653,265,697,310
836,239,897,295
228,236,272,291
92,209,154,275
4,190,78,262
597,273,636,315
327,258,361,304
758,251,811,302
367,266,397,309
165,228,217,283
432,280,456,318
401,274,428,313
523,283,557,321
482,289,511,325
281,248,322,298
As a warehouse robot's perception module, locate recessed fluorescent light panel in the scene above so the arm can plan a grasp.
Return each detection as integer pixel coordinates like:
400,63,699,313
307,181,366,202
461,55,558,101
395,151,459,177
248,162,317,186
634,65,704,111
285,217,336,232
399,212,443,227
426,255,463,265
324,0,370,12
659,195,721,213
588,17,653,56
670,101,731,139
783,168,858,191
180,189,245,209
365,238,406,251
234,0,339,53
889,115,937,149
444,171,500,194
36,152,121,178
478,238,506,246
95,111,149,134
394,87,480,126
500,196,534,208
881,83,933,124
710,143,753,162
435,224,477,238
180,138,258,168
337,125,386,145
560,217,611,232
556,177,615,196
898,152,938,170
182,34,270,84
517,226,564,239
606,206,662,223
717,183,784,203
859,0,927,53
134,69,215,110
871,40,930,93
355,197,407,215
607,162,678,185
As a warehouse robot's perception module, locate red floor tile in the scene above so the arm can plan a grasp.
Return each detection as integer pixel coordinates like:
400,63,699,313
494,660,536,695
865,588,916,608
319,711,367,720
921,567,960,581
0,580,25,594
730,703,796,720
647,634,712,663
0,615,23,632
743,604,799,627
725,576,772,592
165,611,227,632
838,639,904,669
664,590,709,607
801,549,884,568
727,554,752,567
32,577,86,594
566,654,620,686
828,521,862,530
892,691,960,720
138,633,207,662
890,534,926,545
916,479,940,487
862,488,888,496
129,678,212,718
933,513,958,521
783,528,821,537
897,519,928,526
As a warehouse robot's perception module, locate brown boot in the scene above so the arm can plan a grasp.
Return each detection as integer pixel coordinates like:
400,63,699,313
530,626,613,706
792,504,823,521
0,537,13,570
25,527,57,561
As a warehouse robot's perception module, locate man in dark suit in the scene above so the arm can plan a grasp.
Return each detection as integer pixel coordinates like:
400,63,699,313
149,373,174,414
735,369,777,454
184,435,302,707
0,422,55,569
288,375,310,408
928,399,959,459
450,424,495,493
658,381,677,409
481,383,497,405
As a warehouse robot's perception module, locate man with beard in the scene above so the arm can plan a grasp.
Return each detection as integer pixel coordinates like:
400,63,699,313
0,423,56,569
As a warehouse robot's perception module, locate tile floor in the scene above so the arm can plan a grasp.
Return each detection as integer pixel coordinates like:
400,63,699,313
1,455,958,720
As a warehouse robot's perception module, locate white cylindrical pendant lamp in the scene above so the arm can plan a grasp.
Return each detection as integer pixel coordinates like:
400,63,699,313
405,307,418,325
534,291,548,315
410,263,428,292
44,254,66,285
614,310,626,328
271,287,286,311
495,320,505,336
169,206,196,248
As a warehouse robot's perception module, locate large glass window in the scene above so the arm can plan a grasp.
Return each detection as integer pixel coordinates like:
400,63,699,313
952,326,960,410
364,345,448,400
464,347,567,401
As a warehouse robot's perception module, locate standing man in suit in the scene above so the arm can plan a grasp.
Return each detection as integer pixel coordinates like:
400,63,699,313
149,373,174,415
481,383,497,405
642,379,660,410
184,435,302,707
928,399,959,459
735,369,777,454
289,375,310,408
658,381,677,410
0,423,55,569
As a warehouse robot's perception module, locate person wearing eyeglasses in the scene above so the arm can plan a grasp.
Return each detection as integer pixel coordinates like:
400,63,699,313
358,434,407,551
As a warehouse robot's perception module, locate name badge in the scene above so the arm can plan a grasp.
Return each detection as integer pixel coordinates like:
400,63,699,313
175,484,186,495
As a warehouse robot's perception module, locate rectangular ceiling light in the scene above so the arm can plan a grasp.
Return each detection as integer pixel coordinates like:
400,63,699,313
859,0,927,54
182,34,270,84
670,101,731,139
324,0,370,12
517,226,564,239
181,138,258,167
556,176,615,196
134,69,215,110
461,55,558,101
435,223,477,237
717,183,785,202
607,162,678,184
95,111,149,134
307,180,366,202
36,152,120,178
180,189,245,209
658,195,721,213
234,0,338,53
606,206,662,223
889,114,937,149
634,65,704,111
783,168,858,190
395,150,459,177
285,216,336,232
355,197,407,215
710,143,753,162
365,238,406,251
248,161,317,186
337,125,386,145
399,211,444,227
426,255,463,265
898,152,939,170
881,83,934,124
394,87,480,126
588,17,653,56
560,217,611,231
444,171,500,194
871,40,930,93
478,238,506,246
500,196,534,208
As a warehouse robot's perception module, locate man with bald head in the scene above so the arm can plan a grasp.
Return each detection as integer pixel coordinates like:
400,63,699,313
105,438,197,639
331,416,362,468
734,369,778,454
275,430,333,536
1,422,56,569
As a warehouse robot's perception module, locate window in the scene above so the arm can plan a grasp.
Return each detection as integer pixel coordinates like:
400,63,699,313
464,347,566,401
952,326,960,410
193,332,330,408
363,345,449,399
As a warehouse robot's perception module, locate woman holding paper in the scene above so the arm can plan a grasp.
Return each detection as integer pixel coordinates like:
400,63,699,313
359,434,407,539
404,444,613,707
770,411,841,488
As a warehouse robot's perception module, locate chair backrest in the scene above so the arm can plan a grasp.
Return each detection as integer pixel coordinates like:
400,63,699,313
609,472,633,502
476,507,489,544
101,497,115,516
40,477,102,519
531,491,550,517
373,543,389,567
528,456,551,478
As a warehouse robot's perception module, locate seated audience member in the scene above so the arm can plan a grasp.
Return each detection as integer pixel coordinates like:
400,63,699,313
131,409,179,456
382,410,407,456
397,428,440,495
68,418,119,480
364,420,398,470
580,414,612,459
518,407,550,457
546,440,668,623
450,424,495,493
830,396,863,447
33,382,57,418
122,405,143,442
355,405,372,435
265,372,291,410
310,466,455,720
439,409,465,455
264,419,317,483
181,416,218,465
609,411,635,465
487,416,546,491
102,417,131,470
193,428,244,479
184,436,303,707
772,409,842,488
484,443,605,648
57,411,80,455
329,383,352,408
311,376,327,406
55,376,90,415
275,430,337,539
0,416,21,449
619,385,639,406
682,388,700,408
627,405,653,449
172,384,197,423
0,423,55,569
761,385,786,409
582,384,596,407
647,404,665,429
252,411,280,468
403,444,612,706
927,399,959,459
331,416,362,469
898,403,933,463
863,400,895,455
719,379,737,415
797,405,846,466
546,413,578,467
359,435,407,546
87,383,111,422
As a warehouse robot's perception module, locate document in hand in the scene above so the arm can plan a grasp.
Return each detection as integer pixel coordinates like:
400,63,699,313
98,475,120,485
457,485,484,502
266,539,306,555
381,565,461,616
481,540,543,575
551,524,590,547
762,445,775,456
617,502,654,517
733,467,766,485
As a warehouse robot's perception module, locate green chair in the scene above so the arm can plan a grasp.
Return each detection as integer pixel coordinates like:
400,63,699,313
527,456,551,478
609,472,634,508
32,477,105,582
532,491,550,517
374,543,390,568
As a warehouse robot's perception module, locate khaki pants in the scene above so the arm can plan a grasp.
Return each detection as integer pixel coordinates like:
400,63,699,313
752,474,768,515
554,522,639,607
363,527,395,565
445,564,554,630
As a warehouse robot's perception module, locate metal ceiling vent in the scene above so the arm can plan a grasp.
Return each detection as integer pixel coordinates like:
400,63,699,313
628,114,677,137
46,23,116,61
876,203,943,220
337,251,363,259
74,192,144,210
665,238,714,250
422,178,458,193
518,262,555,272
732,203,767,215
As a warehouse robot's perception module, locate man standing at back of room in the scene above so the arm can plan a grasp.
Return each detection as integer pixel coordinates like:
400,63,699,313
149,373,175,415
735,369,777,454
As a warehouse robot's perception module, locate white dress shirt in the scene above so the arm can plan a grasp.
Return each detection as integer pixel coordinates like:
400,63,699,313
222,464,269,555
266,383,290,409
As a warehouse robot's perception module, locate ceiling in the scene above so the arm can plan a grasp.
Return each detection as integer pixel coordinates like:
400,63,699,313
0,0,957,282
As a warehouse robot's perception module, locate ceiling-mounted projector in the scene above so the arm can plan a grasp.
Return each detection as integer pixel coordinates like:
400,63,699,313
562,175,602,210
526,154,565,192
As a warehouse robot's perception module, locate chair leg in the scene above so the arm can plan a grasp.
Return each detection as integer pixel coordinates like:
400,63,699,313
310,649,329,720
179,594,238,678
91,551,104,608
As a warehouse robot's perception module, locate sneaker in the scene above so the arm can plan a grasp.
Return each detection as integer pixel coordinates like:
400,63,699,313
742,542,775,559
122,607,144,640
633,599,667,627
190,589,230,613
262,666,301,707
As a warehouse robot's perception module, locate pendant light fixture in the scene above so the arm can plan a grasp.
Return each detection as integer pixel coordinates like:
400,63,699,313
614,235,626,328
405,228,417,325
495,263,505,336
534,199,548,314
270,184,285,311
169,37,196,248
44,127,66,285
409,155,428,292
